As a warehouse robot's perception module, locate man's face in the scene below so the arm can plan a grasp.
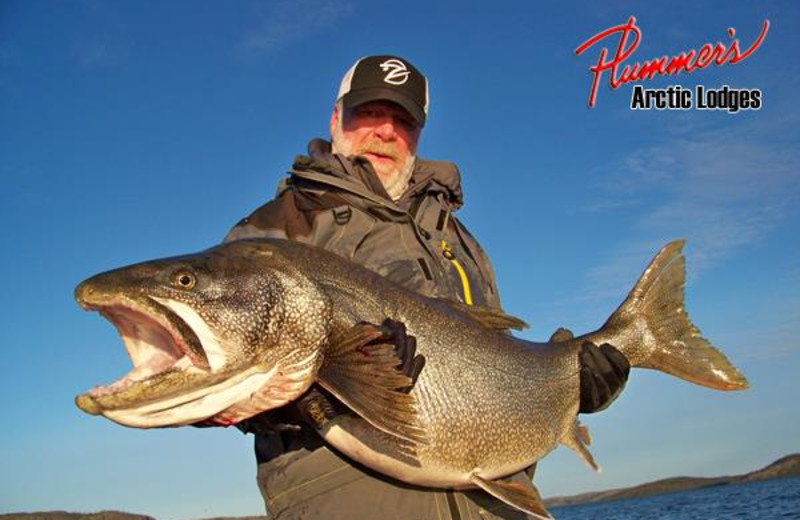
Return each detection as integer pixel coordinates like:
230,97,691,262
330,100,422,186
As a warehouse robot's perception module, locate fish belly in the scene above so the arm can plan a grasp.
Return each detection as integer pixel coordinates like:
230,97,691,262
321,332,581,487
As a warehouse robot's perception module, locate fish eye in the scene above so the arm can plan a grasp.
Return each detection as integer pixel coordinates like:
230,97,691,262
171,271,196,290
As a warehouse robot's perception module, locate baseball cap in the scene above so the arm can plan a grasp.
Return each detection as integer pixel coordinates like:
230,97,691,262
336,55,429,127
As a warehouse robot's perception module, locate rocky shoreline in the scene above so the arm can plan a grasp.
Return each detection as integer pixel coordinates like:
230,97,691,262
544,453,800,507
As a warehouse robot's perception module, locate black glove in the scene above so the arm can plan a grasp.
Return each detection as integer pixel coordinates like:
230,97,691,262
381,318,426,392
233,406,304,435
579,341,630,414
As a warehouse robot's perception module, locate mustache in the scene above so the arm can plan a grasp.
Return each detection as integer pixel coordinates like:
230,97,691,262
356,141,399,160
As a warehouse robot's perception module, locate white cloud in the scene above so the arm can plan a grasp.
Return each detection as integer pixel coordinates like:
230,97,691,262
77,41,109,68
241,0,354,54
582,114,800,297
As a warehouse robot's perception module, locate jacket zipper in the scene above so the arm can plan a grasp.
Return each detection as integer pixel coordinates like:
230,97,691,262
441,240,473,306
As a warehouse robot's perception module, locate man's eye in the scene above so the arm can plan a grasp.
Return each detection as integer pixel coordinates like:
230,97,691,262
357,108,379,118
398,118,418,131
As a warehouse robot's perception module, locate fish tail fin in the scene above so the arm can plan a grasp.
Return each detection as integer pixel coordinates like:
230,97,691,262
598,240,748,391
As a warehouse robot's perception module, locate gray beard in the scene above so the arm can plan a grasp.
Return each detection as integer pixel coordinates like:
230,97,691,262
381,155,415,201
331,124,416,201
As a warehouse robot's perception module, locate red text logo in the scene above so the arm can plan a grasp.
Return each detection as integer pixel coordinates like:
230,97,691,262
575,17,769,108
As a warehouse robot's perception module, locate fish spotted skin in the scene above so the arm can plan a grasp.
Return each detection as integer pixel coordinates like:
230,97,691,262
75,239,747,514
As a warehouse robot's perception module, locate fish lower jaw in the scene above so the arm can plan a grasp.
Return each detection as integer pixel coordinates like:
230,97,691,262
98,365,281,428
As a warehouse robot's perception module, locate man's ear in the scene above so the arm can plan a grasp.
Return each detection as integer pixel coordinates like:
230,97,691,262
330,105,340,138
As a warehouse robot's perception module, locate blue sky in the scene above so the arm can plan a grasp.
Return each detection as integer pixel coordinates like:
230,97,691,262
1,1,798,518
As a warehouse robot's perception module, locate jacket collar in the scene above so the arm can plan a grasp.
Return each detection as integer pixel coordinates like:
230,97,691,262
291,138,464,210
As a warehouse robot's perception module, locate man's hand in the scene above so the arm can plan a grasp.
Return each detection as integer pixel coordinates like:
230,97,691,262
579,341,630,414
381,318,426,392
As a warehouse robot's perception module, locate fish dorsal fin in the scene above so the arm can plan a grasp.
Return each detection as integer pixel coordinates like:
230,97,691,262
437,299,528,331
469,474,553,520
549,327,574,343
561,419,601,472
316,322,428,445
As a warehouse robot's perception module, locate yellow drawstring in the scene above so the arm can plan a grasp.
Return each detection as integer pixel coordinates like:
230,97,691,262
441,240,473,306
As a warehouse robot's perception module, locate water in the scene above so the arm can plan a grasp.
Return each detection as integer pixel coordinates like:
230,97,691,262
549,476,800,520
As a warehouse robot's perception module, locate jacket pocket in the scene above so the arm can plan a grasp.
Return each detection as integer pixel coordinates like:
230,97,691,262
308,205,375,260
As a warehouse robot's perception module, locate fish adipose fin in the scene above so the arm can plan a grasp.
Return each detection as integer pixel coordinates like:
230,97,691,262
561,420,600,472
469,474,553,520
438,299,529,332
317,322,428,445
599,240,748,391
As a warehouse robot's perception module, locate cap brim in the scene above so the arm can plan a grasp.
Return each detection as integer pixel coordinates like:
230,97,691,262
343,88,426,127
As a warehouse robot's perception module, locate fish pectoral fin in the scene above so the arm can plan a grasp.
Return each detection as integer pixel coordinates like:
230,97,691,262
469,473,553,520
437,299,528,331
316,322,428,445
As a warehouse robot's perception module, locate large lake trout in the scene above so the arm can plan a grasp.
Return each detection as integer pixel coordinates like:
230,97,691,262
74,239,747,518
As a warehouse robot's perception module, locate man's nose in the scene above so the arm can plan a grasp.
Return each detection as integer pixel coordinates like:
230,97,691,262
373,119,397,140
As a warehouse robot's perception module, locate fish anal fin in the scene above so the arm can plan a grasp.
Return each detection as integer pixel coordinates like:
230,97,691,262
438,299,529,331
561,420,601,472
317,322,428,445
578,423,592,445
469,473,553,520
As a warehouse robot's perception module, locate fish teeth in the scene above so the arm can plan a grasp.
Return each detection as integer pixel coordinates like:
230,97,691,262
88,376,135,397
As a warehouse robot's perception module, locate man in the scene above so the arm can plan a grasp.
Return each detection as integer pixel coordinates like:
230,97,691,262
225,55,629,519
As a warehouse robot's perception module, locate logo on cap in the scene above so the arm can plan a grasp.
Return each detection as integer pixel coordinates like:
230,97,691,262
379,59,410,85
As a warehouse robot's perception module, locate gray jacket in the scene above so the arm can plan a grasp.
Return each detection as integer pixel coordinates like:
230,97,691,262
225,138,501,309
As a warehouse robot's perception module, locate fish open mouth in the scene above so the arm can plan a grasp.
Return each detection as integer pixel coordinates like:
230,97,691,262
75,295,312,428
88,302,203,398
75,296,214,414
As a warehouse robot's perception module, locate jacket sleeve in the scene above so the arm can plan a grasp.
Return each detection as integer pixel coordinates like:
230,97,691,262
223,188,314,243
